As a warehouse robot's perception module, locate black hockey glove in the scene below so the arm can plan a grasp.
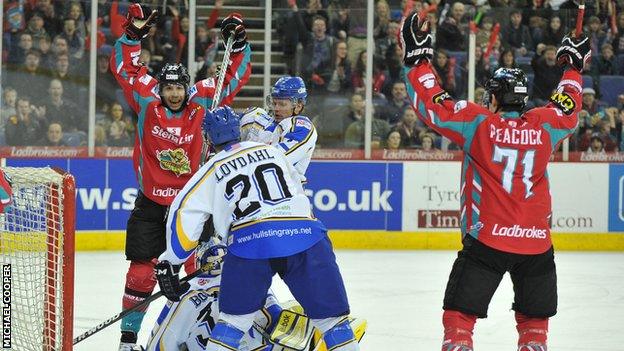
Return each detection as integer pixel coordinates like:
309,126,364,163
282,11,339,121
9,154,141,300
124,4,158,41
399,12,433,66
221,13,247,53
155,261,190,302
556,33,591,72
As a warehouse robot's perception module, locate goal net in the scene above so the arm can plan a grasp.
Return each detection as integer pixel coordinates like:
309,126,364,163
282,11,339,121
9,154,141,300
0,167,76,351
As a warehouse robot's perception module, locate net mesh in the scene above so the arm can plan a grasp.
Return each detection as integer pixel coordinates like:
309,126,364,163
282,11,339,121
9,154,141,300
0,167,66,351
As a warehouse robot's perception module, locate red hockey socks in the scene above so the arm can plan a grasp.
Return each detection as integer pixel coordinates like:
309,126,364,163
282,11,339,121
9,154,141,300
516,312,548,350
121,260,158,334
442,310,477,350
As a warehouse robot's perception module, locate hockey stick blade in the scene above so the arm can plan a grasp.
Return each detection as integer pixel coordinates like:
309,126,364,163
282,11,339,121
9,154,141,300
73,266,208,345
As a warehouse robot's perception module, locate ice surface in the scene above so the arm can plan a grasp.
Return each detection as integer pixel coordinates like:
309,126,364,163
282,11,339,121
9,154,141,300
72,250,624,350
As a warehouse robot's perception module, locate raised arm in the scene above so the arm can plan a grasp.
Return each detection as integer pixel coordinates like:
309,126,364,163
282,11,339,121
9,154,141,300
190,13,252,109
400,12,488,147
109,4,159,113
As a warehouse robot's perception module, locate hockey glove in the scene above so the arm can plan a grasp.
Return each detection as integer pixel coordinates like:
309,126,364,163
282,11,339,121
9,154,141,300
124,4,158,41
155,261,190,302
556,33,591,72
221,13,247,53
399,12,433,66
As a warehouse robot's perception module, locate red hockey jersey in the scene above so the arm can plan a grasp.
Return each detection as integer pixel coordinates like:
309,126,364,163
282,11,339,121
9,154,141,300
403,63,581,254
110,34,251,205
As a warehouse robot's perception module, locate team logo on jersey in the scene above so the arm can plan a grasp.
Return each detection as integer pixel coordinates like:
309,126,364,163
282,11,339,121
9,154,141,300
157,148,191,177
454,100,468,113
432,91,451,104
549,92,575,115
295,118,312,129
418,73,437,89
188,85,198,100
202,78,216,88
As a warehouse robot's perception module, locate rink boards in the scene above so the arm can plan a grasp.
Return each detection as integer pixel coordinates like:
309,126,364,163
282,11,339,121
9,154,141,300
4,158,624,251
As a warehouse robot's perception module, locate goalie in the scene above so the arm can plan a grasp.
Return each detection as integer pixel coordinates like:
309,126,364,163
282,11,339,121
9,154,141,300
146,239,366,351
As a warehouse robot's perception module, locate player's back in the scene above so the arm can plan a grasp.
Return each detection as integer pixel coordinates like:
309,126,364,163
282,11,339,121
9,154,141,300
463,108,575,255
206,141,325,258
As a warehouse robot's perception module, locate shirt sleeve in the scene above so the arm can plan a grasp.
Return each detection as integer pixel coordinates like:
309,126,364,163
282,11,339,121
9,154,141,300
402,63,489,148
110,34,157,114
189,44,252,109
161,163,215,264
274,116,318,172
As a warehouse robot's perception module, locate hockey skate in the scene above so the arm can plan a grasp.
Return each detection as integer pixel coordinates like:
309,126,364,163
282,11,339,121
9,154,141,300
119,331,145,351
518,342,547,351
442,340,473,351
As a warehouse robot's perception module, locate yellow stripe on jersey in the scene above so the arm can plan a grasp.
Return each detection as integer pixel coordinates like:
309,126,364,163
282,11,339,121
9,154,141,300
230,216,316,231
174,145,270,251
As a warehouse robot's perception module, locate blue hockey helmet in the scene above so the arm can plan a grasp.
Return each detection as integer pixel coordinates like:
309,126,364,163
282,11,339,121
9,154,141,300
202,106,241,146
270,76,307,104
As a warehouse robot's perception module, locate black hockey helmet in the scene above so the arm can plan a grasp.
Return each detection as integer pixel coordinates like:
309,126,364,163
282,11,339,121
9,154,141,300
157,63,190,111
483,68,529,112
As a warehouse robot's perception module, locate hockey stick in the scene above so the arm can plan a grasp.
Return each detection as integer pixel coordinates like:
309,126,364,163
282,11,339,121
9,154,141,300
575,0,585,36
211,35,235,110
73,266,208,345
201,35,235,164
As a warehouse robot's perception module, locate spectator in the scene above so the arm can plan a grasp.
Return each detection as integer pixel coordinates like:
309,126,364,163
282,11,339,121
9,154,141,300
587,16,607,57
351,50,386,96
497,48,518,70
591,43,621,75
40,122,66,146
32,0,64,35
378,81,410,125
7,32,34,66
0,88,18,141
6,50,49,102
96,52,119,113
596,116,619,151
330,6,349,40
43,79,83,132
609,13,624,55
476,16,495,49
531,45,563,105
582,88,608,115
108,120,132,147
501,9,533,56
421,133,438,152
432,50,457,97
94,125,107,147
586,133,606,153
436,2,467,51
50,53,82,102
474,46,492,88
385,43,404,82
344,114,391,148
540,15,567,46
326,41,352,94
97,102,135,140
386,130,402,150
374,0,391,40
38,36,53,69
59,18,85,60
24,12,49,49
394,108,426,148
66,1,86,40
474,87,486,105
375,20,400,59
298,15,335,94
5,97,45,146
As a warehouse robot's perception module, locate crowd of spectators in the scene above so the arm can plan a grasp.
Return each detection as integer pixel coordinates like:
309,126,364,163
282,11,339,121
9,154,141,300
278,0,624,153
1,0,223,147
2,0,624,154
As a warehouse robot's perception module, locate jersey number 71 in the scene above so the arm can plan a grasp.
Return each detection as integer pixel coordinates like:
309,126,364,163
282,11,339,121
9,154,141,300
492,145,535,199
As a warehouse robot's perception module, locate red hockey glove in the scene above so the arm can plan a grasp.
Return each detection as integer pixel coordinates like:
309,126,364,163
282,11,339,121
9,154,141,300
221,13,247,53
124,4,158,40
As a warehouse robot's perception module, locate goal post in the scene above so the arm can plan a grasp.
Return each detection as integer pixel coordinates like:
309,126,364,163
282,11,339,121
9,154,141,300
0,167,76,351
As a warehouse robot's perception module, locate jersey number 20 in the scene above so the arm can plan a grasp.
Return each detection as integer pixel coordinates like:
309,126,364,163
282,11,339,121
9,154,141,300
492,145,535,198
225,163,292,220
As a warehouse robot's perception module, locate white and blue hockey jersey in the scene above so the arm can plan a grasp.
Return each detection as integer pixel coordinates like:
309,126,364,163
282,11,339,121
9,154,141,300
270,116,318,184
160,141,326,263
240,107,276,144
145,275,278,351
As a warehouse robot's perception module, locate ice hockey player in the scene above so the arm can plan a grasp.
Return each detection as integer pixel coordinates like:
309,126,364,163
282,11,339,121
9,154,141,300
265,76,318,184
399,12,590,351
146,238,366,351
154,106,360,351
109,4,251,349
239,77,318,184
